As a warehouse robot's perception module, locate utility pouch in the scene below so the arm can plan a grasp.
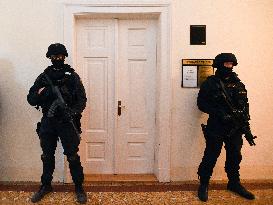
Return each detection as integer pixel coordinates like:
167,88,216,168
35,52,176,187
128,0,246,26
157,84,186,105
73,114,82,134
36,122,41,136
201,123,208,140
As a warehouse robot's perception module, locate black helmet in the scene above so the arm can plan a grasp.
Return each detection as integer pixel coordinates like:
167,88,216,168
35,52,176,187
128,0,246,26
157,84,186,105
46,43,68,58
212,53,238,68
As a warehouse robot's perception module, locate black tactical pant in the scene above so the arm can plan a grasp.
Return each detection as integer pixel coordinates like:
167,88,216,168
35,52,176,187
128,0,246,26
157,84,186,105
38,116,84,186
198,129,243,184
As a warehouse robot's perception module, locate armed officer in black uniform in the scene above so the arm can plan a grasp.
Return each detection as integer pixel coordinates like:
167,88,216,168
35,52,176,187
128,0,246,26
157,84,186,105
197,53,257,202
27,43,87,204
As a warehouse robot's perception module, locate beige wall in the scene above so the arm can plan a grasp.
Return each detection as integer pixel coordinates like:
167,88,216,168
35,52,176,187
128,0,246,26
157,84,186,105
171,0,273,180
0,0,65,181
0,0,272,182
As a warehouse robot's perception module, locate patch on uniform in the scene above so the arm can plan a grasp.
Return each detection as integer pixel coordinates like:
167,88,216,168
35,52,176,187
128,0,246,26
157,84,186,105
227,83,236,88
65,72,71,75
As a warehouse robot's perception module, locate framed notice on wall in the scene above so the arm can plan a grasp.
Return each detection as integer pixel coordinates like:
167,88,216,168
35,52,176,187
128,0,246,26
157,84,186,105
181,59,214,88
182,66,198,87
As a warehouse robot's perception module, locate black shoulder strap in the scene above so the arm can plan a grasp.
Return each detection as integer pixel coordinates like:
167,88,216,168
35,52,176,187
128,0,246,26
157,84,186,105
214,77,234,108
44,73,54,89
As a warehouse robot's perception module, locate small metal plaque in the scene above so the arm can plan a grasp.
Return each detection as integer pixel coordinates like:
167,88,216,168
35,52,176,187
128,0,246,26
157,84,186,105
181,59,214,88
182,59,213,66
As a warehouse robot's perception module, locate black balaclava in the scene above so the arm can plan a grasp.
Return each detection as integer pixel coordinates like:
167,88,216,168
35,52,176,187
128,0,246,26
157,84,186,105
216,65,233,79
51,59,65,70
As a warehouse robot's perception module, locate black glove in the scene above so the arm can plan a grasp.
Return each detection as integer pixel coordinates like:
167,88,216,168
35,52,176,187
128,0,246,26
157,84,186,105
217,111,233,124
222,114,233,123
61,107,77,122
39,86,54,101
244,129,257,146
37,75,50,88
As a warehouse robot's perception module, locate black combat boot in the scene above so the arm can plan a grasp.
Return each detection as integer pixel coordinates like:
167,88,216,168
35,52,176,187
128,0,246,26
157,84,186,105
75,184,87,204
227,181,255,200
198,183,208,202
31,184,53,203
197,177,209,202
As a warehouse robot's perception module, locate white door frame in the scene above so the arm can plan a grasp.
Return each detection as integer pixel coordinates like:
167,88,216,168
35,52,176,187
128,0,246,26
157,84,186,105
63,1,172,182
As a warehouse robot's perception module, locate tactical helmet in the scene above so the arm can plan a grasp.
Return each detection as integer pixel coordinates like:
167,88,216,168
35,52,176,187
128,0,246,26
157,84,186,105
46,43,68,58
212,53,238,68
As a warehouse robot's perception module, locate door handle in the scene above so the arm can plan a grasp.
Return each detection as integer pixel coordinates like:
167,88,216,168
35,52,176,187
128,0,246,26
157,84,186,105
118,100,125,116
118,100,122,116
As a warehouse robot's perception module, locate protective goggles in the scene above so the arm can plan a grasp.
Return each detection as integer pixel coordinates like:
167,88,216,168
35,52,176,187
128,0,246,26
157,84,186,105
50,54,65,61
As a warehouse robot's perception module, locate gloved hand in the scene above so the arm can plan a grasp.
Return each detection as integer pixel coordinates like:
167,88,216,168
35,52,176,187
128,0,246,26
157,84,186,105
222,114,233,123
61,107,77,122
38,75,50,88
244,129,257,146
39,86,54,101
218,112,233,124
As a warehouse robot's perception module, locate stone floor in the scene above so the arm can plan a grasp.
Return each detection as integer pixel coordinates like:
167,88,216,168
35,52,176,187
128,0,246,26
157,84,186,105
0,189,273,205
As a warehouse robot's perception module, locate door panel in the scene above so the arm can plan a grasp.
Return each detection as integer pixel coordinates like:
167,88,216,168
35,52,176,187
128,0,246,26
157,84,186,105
77,19,115,174
115,20,157,173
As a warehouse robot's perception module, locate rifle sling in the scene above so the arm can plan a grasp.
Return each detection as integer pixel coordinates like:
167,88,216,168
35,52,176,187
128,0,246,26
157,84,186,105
44,73,55,89
217,77,235,109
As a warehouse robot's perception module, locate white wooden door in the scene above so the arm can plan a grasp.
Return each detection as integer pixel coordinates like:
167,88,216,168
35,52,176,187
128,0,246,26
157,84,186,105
77,18,157,174
115,20,157,173
77,19,115,174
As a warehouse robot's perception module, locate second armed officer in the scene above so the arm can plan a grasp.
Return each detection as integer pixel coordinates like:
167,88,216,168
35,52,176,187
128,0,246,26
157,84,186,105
197,53,257,202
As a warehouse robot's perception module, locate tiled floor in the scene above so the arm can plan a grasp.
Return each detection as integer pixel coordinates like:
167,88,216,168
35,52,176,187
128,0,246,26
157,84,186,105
0,189,273,205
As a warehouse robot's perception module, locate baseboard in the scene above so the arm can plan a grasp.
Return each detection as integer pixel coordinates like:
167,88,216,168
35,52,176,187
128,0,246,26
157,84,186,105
0,179,272,192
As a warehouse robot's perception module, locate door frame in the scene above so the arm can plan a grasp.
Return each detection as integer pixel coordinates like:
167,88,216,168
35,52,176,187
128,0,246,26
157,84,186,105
63,0,172,182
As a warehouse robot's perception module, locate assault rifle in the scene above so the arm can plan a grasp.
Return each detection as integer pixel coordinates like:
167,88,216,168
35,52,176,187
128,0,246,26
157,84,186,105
217,79,257,146
44,74,80,140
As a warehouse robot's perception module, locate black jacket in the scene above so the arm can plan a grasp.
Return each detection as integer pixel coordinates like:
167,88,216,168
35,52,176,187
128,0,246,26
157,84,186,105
197,71,250,134
27,64,87,118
